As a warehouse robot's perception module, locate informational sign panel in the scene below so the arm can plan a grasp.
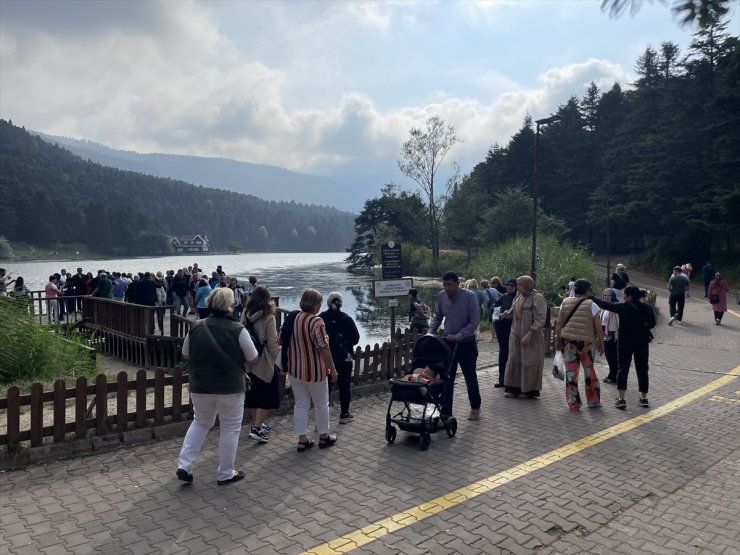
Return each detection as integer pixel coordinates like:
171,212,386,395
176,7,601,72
374,279,413,298
380,241,402,279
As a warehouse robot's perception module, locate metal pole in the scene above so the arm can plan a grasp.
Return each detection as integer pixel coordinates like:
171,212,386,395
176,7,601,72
531,122,540,280
606,196,611,287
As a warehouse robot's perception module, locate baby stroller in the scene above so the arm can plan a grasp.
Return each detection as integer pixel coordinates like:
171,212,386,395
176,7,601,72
385,335,458,450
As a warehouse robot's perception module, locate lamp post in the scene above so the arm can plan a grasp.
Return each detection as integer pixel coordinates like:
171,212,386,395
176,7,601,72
530,114,562,280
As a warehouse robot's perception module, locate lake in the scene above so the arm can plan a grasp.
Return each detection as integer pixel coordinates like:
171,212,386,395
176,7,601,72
3,253,441,346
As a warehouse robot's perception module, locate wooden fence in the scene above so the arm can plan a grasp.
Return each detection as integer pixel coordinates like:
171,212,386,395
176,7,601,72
0,330,423,452
1,368,190,450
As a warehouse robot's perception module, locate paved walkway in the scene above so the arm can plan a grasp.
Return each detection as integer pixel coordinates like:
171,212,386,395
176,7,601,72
1,269,738,554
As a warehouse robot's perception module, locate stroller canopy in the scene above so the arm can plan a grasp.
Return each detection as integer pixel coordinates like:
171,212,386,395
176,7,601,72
411,335,452,377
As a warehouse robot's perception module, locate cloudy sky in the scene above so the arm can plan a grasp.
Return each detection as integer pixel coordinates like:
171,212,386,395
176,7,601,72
0,0,723,208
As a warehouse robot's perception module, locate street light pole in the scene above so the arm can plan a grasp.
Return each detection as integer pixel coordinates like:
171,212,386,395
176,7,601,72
531,114,562,280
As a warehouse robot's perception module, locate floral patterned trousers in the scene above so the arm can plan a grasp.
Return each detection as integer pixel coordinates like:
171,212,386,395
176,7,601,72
561,339,601,411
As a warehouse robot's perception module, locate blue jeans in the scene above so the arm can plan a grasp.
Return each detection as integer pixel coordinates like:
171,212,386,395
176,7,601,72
173,295,189,317
441,340,480,417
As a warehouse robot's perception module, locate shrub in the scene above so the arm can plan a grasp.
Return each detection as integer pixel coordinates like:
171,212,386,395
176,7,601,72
470,235,595,305
405,244,469,277
0,299,98,387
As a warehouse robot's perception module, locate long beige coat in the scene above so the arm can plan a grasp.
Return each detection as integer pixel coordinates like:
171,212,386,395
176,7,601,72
504,291,546,393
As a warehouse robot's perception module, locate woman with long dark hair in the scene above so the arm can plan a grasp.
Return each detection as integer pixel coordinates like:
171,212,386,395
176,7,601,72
241,285,281,443
591,285,656,410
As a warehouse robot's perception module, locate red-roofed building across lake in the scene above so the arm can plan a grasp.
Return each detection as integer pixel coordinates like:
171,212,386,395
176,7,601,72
170,234,210,253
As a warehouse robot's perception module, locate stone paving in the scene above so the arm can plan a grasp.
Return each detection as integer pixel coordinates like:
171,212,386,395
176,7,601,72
0,270,738,554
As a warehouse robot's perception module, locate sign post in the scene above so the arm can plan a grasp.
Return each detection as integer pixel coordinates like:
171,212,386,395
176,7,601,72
380,241,402,279
374,277,412,341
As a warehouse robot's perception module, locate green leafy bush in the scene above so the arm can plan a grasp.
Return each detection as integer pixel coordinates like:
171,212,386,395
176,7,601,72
405,244,469,277
470,235,595,305
0,299,98,387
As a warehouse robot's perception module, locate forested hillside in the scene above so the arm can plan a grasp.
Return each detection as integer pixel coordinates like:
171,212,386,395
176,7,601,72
442,19,739,268
0,121,355,255
31,132,354,211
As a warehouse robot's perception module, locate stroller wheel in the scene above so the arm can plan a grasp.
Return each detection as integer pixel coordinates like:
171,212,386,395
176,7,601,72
420,430,431,451
385,426,396,444
445,417,458,438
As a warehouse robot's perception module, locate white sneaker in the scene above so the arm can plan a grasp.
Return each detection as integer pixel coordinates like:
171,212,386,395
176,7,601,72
668,317,675,326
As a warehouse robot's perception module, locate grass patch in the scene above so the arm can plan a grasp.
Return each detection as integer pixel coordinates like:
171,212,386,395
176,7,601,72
0,299,99,389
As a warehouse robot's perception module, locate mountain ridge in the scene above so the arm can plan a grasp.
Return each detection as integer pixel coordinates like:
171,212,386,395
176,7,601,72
32,131,357,211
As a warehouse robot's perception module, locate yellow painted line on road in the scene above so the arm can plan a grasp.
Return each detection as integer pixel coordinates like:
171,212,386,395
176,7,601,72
302,366,740,555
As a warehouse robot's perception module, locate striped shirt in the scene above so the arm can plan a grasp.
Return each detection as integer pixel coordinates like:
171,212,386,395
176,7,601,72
286,311,330,382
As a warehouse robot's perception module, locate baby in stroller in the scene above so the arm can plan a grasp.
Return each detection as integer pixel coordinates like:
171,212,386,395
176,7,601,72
385,335,458,450
403,366,439,384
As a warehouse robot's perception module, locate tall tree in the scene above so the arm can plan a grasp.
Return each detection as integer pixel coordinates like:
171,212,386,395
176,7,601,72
397,116,459,271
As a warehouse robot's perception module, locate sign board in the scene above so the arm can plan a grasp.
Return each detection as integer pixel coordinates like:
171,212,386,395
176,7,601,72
374,279,413,298
387,298,399,308
380,241,402,279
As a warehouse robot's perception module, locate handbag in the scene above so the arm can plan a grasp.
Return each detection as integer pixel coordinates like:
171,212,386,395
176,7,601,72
709,294,720,304
552,350,565,380
248,348,276,383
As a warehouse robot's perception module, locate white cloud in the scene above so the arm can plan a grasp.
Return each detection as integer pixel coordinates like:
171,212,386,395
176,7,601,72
0,0,675,209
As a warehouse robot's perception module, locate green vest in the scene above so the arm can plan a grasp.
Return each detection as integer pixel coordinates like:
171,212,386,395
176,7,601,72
187,314,247,394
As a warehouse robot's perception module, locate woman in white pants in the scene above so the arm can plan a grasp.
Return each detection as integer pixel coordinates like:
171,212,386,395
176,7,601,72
176,288,258,485
281,288,338,451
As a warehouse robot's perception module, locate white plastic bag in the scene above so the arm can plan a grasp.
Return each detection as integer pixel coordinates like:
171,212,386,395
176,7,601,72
552,350,565,380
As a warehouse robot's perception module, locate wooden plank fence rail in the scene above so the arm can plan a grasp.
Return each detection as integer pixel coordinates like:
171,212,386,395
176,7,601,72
1,332,424,449
0,368,190,450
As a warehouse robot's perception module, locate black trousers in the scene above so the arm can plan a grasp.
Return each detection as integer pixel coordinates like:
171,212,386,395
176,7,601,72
714,311,725,323
668,293,686,321
494,321,512,386
617,340,649,394
604,338,619,382
328,359,353,414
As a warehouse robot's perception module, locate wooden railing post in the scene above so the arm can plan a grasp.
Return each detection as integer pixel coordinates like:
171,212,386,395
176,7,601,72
53,379,66,443
172,367,183,421
6,386,20,449
75,377,87,439
95,374,108,435
136,370,147,428
30,383,43,447
154,369,165,424
117,372,128,432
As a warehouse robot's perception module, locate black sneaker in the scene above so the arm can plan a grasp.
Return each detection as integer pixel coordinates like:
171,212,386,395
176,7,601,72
248,426,269,443
339,412,353,423
639,398,649,408
217,470,245,485
259,423,271,435
176,468,193,483
615,399,626,410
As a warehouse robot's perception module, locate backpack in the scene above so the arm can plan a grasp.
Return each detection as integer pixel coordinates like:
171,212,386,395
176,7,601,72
244,318,266,356
329,332,349,361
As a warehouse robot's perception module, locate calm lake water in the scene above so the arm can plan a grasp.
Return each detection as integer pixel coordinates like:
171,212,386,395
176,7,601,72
4,253,441,346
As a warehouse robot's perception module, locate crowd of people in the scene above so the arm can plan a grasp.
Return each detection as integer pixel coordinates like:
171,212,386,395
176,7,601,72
0,259,734,485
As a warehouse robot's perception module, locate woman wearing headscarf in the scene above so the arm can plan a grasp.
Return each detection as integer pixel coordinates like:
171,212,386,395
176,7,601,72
319,292,360,423
555,279,604,411
281,288,338,451
242,285,281,443
176,288,258,485
707,272,731,325
500,275,547,399
591,285,656,410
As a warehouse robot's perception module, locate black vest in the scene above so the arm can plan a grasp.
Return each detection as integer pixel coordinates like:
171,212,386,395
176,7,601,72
187,314,246,394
